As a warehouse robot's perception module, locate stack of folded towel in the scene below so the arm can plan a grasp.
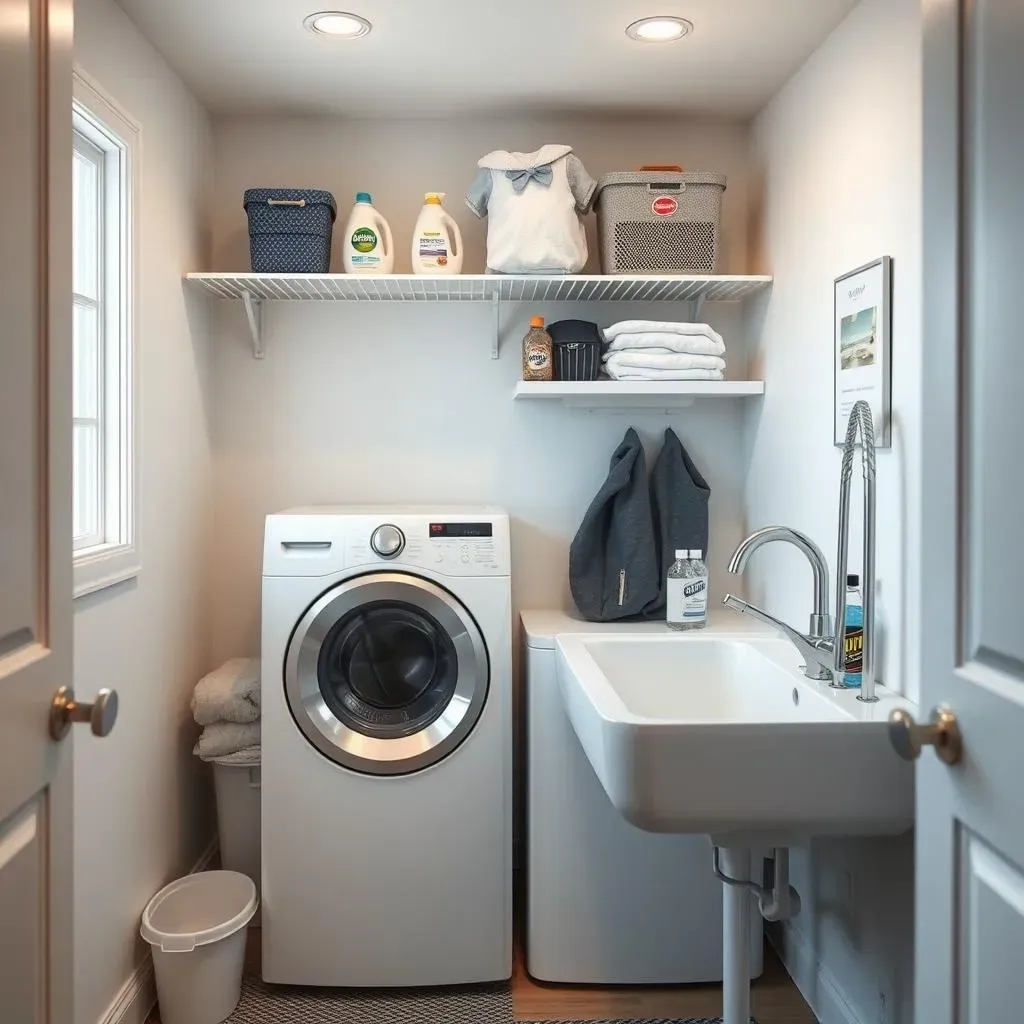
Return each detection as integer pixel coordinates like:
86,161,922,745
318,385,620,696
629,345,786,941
602,320,727,381
191,658,261,765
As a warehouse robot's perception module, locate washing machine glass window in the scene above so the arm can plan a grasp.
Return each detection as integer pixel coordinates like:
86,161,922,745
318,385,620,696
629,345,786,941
285,573,489,775
316,601,458,738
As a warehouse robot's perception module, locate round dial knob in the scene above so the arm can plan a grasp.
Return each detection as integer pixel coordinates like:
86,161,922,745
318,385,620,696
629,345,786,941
371,524,405,559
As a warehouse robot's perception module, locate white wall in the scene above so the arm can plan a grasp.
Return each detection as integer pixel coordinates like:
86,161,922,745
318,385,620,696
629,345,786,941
748,0,921,1020
72,2,215,1022
205,116,758,664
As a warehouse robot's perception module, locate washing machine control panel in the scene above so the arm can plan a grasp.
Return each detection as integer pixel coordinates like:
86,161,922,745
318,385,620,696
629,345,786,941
340,517,508,575
427,537,502,571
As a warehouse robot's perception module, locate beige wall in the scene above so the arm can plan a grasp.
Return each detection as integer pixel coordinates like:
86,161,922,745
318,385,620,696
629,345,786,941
72,1,215,1021
210,115,752,276
748,0,922,1019
204,115,758,667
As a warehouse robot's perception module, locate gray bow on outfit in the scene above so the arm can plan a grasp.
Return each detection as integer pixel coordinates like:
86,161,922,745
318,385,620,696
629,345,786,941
505,166,553,192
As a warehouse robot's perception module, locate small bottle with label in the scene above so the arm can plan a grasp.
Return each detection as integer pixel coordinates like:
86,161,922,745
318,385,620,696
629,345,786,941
841,573,864,687
667,549,708,631
666,550,688,630
684,549,709,631
522,316,553,381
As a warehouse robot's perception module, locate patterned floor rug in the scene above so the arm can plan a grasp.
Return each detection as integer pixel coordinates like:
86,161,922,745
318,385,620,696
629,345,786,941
226,977,747,1024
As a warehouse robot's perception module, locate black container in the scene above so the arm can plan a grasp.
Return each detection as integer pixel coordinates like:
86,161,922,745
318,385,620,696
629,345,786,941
243,188,337,273
549,319,603,381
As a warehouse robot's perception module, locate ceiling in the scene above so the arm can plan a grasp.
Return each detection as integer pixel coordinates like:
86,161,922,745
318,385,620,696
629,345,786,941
113,0,860,119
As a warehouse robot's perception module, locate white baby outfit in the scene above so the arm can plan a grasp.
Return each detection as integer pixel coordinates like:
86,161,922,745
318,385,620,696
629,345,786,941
466,144,597,274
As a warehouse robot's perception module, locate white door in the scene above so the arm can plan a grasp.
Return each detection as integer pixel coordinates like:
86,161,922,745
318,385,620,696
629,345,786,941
911,1,1024,1021
0,1,88,1021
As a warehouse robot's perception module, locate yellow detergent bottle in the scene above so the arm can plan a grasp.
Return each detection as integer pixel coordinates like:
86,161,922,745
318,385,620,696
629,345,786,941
411,193,463,274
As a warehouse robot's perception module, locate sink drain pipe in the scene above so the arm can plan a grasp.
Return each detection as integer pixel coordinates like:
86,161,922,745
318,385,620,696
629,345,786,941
712,846,802,922
712,846,802,1024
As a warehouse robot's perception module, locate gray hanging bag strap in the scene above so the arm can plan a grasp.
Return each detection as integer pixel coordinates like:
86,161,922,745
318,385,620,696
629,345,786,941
645,427,711,617
569,428,660,621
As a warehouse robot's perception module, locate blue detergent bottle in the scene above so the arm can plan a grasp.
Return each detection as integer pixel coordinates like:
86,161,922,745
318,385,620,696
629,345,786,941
842,573,864,687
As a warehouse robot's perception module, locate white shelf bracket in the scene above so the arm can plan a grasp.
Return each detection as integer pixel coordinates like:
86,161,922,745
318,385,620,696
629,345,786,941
241,290,264,359
491,293,501,359
691,293,706,322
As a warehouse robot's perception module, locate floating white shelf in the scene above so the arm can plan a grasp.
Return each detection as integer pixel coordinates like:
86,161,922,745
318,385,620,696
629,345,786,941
186,272,772,359
513,379,765,410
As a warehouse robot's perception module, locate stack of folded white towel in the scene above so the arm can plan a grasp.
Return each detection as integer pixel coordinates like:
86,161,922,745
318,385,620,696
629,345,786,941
191,658,261,765
602,319,727,381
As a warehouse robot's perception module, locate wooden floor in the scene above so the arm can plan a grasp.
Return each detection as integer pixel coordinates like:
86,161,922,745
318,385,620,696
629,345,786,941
511,940,814,1023
150,928,815,1023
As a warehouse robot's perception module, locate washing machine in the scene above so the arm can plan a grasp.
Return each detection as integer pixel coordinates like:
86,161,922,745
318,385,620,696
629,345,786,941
261,507,513,987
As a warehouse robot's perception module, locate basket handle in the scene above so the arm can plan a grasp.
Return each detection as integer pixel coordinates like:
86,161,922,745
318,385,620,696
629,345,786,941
267,198,307,207
638,164,684,172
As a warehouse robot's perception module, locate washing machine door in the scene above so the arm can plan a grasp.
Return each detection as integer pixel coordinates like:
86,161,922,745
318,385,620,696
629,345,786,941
284,572,489,775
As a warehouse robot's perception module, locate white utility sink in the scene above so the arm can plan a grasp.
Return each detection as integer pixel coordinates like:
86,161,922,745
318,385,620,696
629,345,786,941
556,630,916,844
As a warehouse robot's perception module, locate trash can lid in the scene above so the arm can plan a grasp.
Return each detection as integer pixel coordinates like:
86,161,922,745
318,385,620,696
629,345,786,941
141,870,258,953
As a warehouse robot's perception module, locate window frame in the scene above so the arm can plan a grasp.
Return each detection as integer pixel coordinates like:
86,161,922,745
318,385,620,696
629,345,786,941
72,70,140,599
72,128,107,552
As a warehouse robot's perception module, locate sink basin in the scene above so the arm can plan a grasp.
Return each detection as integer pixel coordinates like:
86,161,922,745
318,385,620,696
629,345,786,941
555,631,916,843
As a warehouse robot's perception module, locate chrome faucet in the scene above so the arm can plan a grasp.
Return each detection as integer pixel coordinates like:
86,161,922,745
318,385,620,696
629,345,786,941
723,400,879,699
834,400,878,702
722,527,834,680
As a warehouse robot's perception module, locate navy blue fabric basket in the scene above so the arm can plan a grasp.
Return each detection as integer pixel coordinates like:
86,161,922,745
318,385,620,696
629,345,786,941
243,188,337,273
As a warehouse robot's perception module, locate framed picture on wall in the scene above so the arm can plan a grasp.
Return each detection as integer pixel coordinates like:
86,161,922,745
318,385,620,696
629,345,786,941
834,256,892,448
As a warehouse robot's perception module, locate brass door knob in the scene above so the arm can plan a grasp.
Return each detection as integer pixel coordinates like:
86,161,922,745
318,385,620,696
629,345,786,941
888,706,962,765
50,686,119,741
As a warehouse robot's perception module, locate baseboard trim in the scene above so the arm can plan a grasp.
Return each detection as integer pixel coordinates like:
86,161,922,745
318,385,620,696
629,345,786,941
97,837,219,1024
96,959,155,1024
768,921,865,1024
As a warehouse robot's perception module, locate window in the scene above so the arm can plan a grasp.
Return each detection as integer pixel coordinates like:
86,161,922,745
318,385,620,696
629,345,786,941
72,73,138,597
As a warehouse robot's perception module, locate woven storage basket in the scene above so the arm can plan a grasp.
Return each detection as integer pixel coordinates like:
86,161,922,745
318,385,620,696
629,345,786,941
594,172,726,274
243,188,337,273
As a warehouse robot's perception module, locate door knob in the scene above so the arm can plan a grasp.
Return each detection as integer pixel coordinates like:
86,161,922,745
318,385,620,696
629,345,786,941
50,686,119,741
888,706,962,765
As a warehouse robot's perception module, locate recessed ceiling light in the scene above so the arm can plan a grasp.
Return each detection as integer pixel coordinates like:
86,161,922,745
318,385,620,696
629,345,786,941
625,16,693,42
304,11,372,38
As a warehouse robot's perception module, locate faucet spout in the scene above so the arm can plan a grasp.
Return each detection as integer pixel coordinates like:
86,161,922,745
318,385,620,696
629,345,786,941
724,526,834,681
726,526,831,639
834,400,878,702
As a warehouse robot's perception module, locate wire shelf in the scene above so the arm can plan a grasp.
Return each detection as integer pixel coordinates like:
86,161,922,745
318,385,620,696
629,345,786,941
185,272,772,358
186,272,771,304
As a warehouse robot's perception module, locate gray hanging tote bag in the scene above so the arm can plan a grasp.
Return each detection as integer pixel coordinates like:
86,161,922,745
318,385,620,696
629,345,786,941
569,428,660,621
645,427,711,617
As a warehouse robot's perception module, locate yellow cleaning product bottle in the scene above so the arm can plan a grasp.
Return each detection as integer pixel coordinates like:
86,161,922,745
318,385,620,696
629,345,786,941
411,193,463,274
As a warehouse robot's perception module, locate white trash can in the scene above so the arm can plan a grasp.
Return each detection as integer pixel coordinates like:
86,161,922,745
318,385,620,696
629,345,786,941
141,870,257,1024
212,758,261,926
